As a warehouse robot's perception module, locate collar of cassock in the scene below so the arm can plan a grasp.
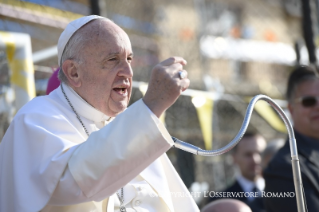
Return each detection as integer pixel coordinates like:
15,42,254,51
59,82,113,124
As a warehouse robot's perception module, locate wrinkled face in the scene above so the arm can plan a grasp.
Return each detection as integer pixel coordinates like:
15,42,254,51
233,136,266,181
76,20,133,117
289,79,319,139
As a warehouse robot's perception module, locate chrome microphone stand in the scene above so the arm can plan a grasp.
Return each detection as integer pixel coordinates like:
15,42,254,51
172,94,306,212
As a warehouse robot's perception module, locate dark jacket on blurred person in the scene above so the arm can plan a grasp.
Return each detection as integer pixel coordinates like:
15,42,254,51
264,130,319,212
221,180,248,203
248,196,266,212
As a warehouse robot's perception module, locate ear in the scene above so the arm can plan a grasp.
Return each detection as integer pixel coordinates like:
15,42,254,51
61,59,81,88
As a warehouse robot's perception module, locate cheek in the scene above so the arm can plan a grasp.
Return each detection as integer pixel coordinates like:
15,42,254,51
291,106,307,120
128,87,133,98
245,157,253,164
100,82,114,100
295,110,310,123
89,72,113,89
236,157,247,165
84,76,113,100
81,69,100,86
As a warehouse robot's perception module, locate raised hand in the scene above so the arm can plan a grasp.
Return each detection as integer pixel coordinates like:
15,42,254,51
143,57,190,118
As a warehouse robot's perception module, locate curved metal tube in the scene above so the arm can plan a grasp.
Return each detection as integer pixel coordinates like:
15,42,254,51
172,94,306,212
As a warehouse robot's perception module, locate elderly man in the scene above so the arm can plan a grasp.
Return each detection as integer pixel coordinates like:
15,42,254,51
0,15,199,212
264,66,319,212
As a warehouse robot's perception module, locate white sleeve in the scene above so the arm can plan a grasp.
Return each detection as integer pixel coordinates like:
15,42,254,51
47,99,173,205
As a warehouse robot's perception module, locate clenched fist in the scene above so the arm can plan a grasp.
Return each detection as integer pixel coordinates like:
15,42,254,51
143,57,190,118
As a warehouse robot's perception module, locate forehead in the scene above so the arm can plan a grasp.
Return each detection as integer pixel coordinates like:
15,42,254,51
294,79,319,97
236,136,266,153
82,20,132,54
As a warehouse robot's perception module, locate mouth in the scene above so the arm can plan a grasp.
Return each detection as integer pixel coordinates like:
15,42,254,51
113,85,129,96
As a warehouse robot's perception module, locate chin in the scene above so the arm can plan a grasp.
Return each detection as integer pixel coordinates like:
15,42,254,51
105,110,122,117
111,106,128,117
106,99,129,116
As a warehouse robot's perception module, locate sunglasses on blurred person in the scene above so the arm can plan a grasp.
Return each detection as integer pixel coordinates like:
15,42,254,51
295,96,319,107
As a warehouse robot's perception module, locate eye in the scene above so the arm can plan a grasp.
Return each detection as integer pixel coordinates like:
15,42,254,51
127,56,133,63
109,57,117,61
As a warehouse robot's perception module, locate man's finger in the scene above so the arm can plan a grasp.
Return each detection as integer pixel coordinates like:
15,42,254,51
176,70,188,80
160,57,187,66
180,78,190,92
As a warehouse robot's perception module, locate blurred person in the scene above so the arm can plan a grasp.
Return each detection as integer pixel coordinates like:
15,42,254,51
202,199,252,212
0,15,199,212
248,138,285,212
46,67,61,95
264,66,319,212
210,132,266,204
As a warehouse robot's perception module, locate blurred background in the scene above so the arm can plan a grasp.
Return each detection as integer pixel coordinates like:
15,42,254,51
0,0,317,208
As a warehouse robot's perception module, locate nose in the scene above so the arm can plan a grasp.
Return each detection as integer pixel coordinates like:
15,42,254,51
118,61,133,78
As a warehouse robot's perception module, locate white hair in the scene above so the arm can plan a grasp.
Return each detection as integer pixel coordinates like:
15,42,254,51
58,29,87,83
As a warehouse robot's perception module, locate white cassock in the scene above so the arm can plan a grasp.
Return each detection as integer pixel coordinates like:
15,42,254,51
0,83,199,212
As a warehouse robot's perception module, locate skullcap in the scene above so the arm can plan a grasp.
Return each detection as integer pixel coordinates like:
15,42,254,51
57,15,105,66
